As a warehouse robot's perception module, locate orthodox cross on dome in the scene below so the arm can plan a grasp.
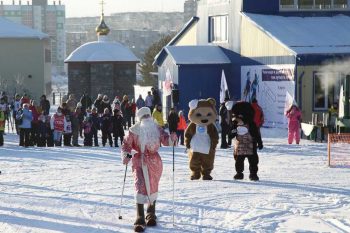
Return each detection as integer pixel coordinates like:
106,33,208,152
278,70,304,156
99,0,105,16
95,0,110,36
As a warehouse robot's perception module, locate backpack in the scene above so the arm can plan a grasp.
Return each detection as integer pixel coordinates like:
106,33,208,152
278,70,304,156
16,110,23,125
65,122,72,134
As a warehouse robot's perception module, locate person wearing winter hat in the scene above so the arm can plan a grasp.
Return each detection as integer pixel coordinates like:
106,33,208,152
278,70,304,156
18,103,33,147
219,97,230,149
50,107,67,146
285,104,301,144
94,94,104,115
121,107,177,232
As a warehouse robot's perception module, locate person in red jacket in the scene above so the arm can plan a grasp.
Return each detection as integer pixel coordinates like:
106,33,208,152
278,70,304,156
29,100,40,146
50,107,67,146
251,98,264,139
177,110,187,145
20,93,30,107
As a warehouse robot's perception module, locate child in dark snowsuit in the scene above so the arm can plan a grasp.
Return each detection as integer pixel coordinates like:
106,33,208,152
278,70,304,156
37,114,48,147
83,116,93,146
63,114,73,146
90,108,100,146
0,109,4,146
112,109,124,147
101,108,113,147
46,115,54,147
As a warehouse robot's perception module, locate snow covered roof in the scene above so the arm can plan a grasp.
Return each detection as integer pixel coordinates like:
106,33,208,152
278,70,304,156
0,17,48,39
64,39,140,63
155,45,231,66
243,13,350,55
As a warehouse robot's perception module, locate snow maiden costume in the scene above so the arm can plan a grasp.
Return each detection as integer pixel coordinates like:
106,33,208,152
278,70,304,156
121,107,177,232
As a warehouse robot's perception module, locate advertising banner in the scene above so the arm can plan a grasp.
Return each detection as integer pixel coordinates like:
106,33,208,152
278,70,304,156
241,65,295,128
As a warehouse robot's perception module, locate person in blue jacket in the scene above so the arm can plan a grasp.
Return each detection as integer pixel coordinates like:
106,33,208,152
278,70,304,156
17,103,33,147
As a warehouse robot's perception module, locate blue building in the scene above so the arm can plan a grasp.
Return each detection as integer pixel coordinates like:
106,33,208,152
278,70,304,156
155,0,350,127
154,45,242,116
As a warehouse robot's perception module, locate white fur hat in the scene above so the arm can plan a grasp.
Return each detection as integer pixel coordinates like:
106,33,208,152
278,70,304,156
136,107,151,120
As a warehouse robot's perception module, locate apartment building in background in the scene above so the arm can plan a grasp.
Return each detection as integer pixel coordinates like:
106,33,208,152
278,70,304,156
0,0,65,74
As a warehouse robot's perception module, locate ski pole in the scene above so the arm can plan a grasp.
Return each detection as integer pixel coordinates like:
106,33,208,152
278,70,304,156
172,141,175,226
9,113,14,133
118,154,132,220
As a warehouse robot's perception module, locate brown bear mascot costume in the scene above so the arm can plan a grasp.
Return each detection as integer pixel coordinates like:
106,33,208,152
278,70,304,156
230,101,263,181
185,98,219,180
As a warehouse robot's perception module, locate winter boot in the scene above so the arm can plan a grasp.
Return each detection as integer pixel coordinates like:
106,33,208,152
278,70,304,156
146,201,157,226
190,172,201,180
202,174,213,180
234,173,244,180
249,173,259,181
134,204,146,232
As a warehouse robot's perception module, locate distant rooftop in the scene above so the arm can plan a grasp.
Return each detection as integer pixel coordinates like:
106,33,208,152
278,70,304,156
0,17,48,39
65,38,139,63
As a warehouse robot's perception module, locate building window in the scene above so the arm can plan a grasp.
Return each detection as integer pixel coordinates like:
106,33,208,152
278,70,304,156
313,73,342,110
298,0,314,9
280,0,347,10
209,15,228,43
280,0,296,8
334,0,347,8
315,0,332,9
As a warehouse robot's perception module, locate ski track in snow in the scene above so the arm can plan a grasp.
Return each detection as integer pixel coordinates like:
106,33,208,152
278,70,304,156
0,128,349,233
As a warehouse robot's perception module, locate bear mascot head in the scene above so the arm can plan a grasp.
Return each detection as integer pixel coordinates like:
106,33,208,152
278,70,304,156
188,98,217,126
231,101,255,128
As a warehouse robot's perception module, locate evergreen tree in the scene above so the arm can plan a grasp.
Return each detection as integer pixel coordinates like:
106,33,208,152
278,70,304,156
139,33,175,86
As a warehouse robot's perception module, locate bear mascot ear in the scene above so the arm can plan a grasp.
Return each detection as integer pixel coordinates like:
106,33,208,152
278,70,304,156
189,99,199,110
207,98,216,107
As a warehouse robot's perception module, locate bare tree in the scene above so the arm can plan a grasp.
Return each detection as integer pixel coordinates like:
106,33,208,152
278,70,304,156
13,73,25,95
0,75,9,93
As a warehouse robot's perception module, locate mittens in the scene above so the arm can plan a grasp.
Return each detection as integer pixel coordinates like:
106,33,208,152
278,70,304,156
122,153,132,165
170,133,178,144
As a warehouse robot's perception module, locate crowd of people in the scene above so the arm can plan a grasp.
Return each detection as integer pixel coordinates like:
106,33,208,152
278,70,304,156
0,88,178,148
0,87,311,150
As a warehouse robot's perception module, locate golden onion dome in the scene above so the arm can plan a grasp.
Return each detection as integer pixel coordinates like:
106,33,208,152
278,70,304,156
95,14,110,36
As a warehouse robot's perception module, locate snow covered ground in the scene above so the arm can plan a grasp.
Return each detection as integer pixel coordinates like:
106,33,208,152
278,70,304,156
0,128,349,233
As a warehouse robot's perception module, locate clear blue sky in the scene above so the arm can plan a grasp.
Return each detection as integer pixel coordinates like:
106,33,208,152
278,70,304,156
60,0,186,17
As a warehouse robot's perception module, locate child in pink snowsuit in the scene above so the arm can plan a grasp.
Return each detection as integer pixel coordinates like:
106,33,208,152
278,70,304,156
286,105,302,144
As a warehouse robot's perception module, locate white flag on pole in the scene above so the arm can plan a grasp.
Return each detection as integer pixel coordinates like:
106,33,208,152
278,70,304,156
284,91,294,114
220,70,229,103
339,85,344,118
163,68,173,96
